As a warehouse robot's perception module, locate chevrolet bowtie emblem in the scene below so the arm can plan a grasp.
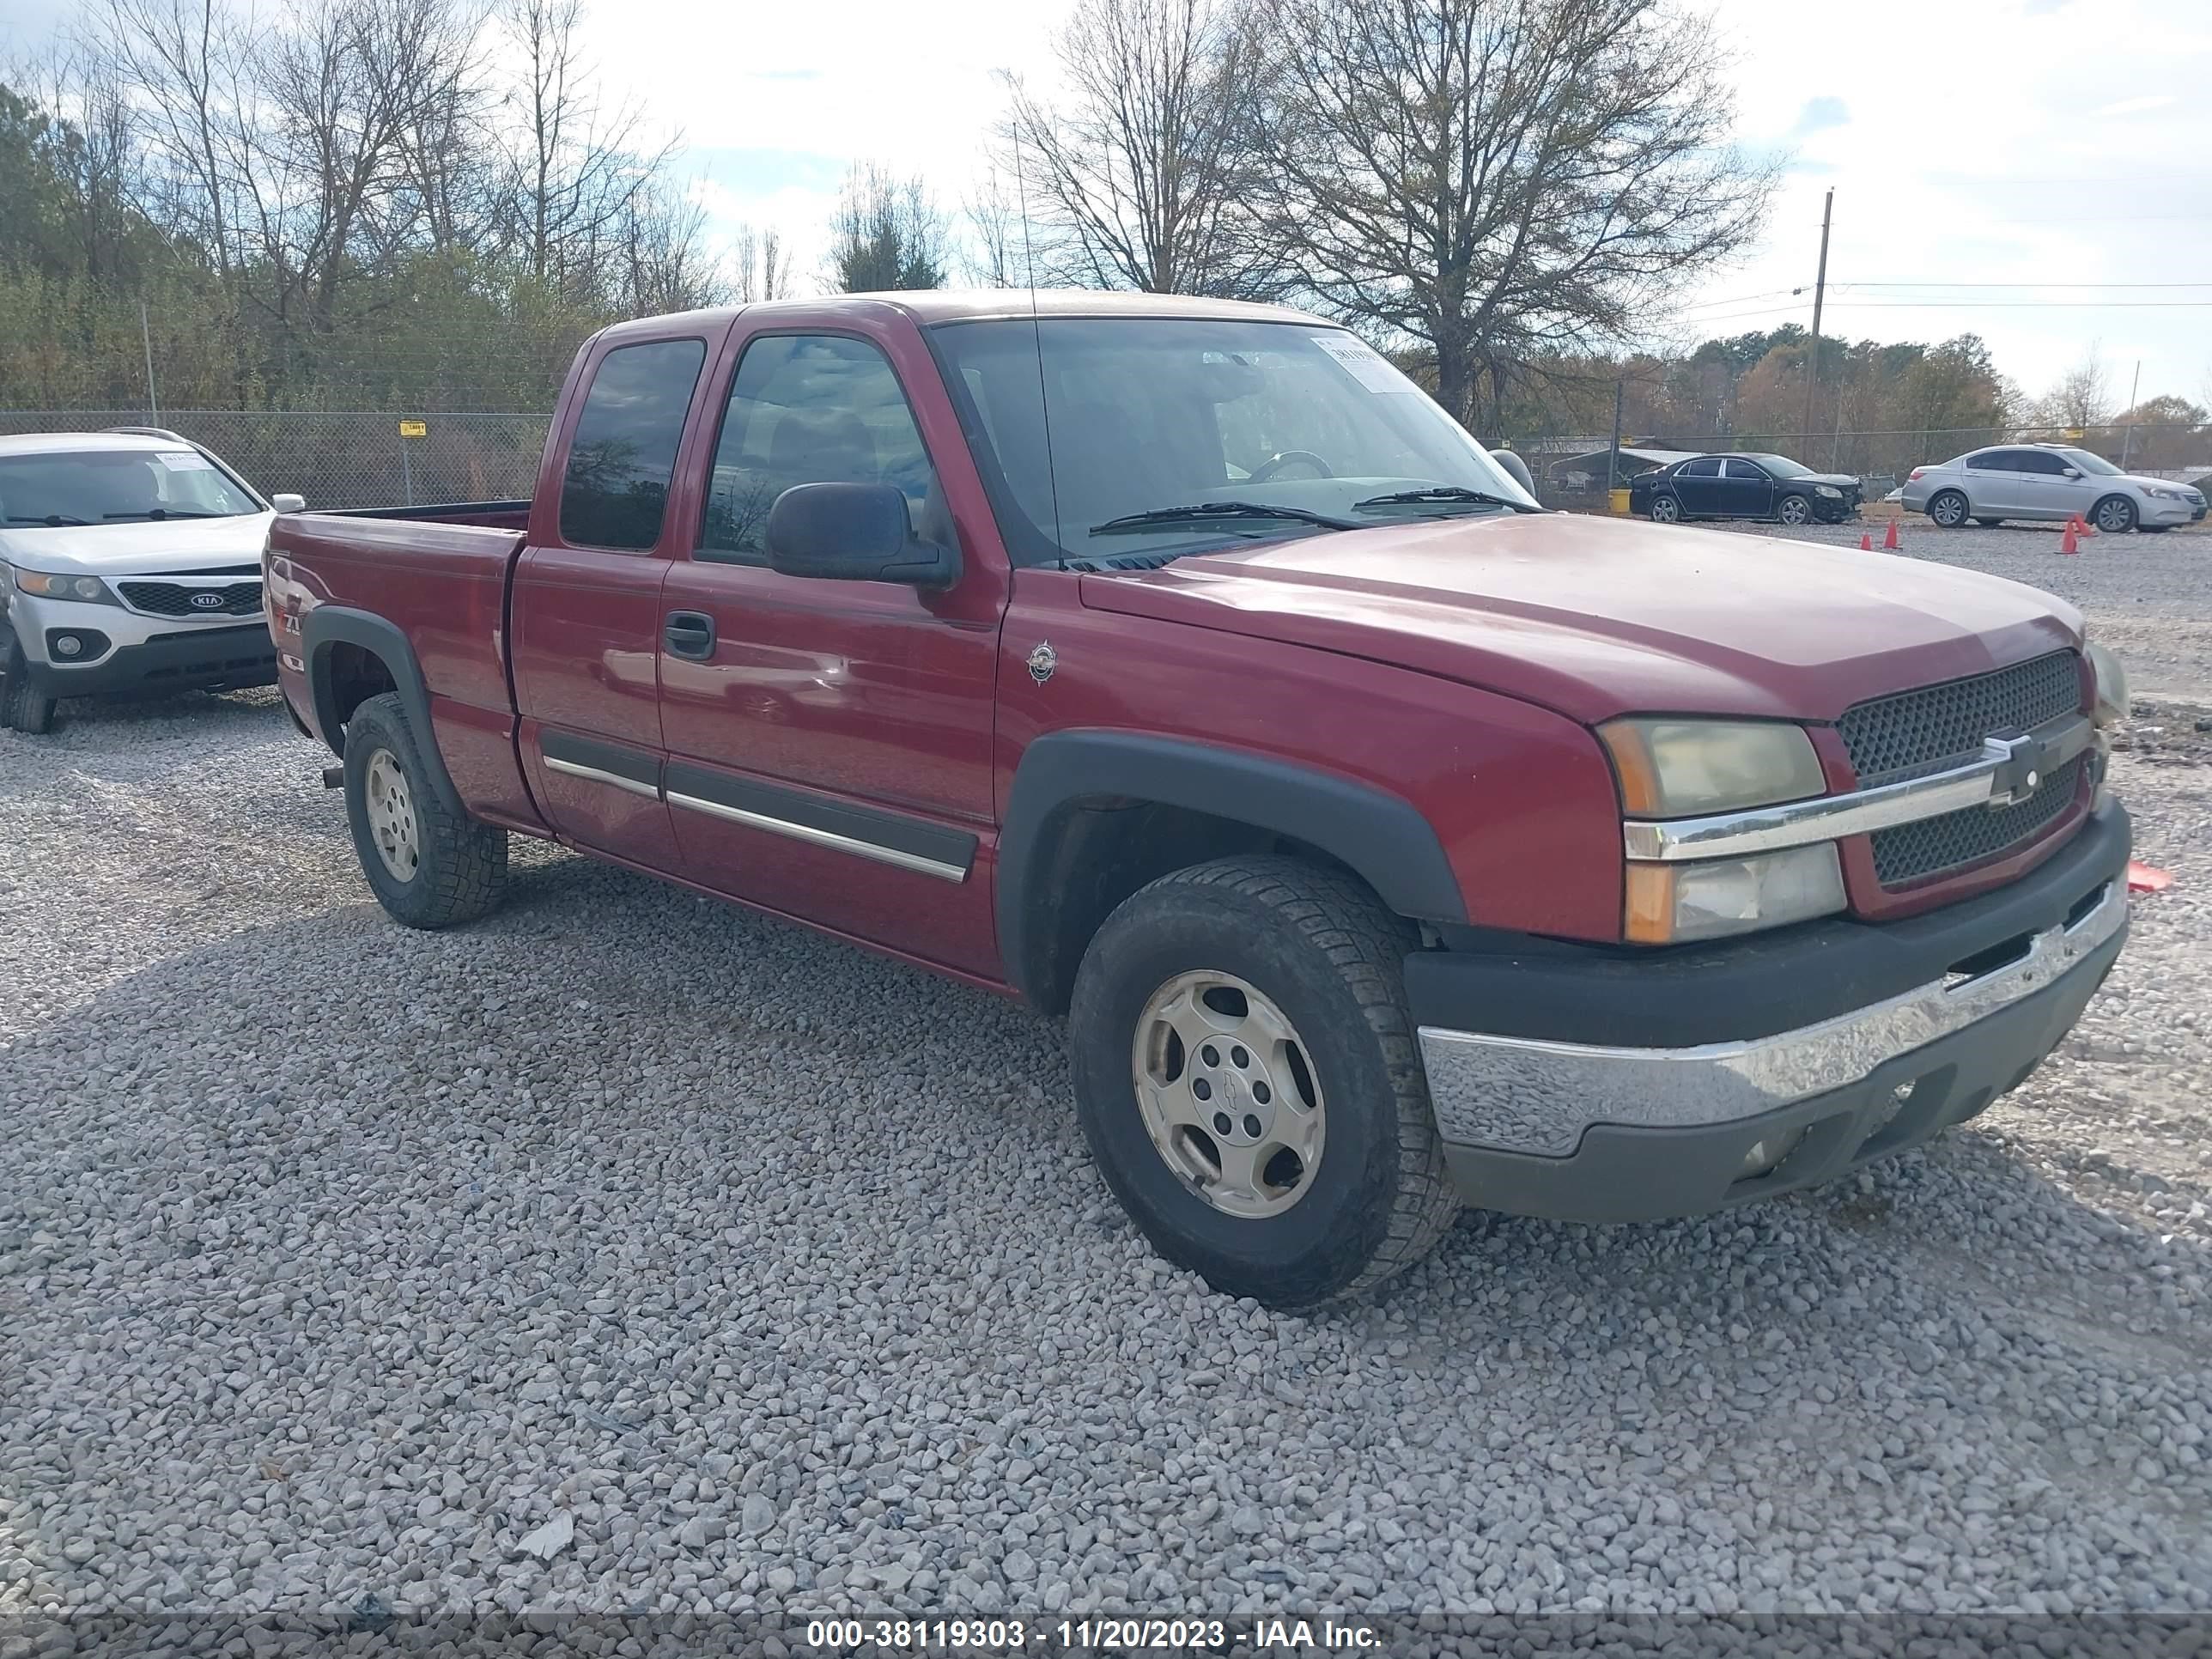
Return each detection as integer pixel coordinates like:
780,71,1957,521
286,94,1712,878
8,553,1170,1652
1985,732,2047,809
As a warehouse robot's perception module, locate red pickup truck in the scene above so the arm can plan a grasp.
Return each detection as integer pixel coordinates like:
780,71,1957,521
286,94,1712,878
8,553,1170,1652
265,291,2131,1308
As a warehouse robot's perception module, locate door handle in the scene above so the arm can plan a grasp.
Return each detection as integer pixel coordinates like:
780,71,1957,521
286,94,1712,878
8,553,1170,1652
664,611,716,660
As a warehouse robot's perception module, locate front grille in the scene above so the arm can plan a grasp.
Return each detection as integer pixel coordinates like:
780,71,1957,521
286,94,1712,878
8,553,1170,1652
118,580,263,618
1839,651,2087,887
1869,753,2086,885
1838,651,2081,785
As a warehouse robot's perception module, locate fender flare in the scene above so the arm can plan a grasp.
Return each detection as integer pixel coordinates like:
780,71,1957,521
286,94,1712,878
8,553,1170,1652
998,730,1467,1007
299,605,465,817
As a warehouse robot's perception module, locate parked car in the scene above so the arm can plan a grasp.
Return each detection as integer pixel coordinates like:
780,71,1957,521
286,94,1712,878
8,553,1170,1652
1629,452,1863,526
0,428,291,732
1900,443,2207,532
265,292,2130,1308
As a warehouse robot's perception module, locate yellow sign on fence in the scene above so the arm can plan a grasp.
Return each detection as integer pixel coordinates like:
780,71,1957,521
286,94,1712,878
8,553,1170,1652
398,419,428,439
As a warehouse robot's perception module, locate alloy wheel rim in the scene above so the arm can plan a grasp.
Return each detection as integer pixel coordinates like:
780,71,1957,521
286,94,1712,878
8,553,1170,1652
1780,497,1808,525
2098,501,2128,532
1130,970,1325,1218
364,749,421,882
1654,498,1678,522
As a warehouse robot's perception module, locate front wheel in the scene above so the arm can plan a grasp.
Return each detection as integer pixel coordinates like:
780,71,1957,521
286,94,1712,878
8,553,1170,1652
1,638,58,734
2092,495,2138,534
1774,493,1813,527
1067,856,1458,1309
343,692,507,928
1928,489,1970,528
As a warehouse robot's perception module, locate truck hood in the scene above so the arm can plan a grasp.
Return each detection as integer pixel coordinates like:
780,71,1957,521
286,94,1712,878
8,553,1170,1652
1077,513,2081,726
0,514,274,575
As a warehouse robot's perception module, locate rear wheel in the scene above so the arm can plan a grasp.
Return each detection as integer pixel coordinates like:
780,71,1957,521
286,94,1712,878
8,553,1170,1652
1649,495,1682,524
2091,494,2138,534
1,639,58,734
1928,489,1970,528
343,692,507,928
1067,855,1458,1309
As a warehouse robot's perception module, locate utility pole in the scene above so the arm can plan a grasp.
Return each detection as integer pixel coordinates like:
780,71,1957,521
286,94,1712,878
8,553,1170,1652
2120,359,2142,469
140,301,160,423
1607,380,1625,513
1801,189,1832,459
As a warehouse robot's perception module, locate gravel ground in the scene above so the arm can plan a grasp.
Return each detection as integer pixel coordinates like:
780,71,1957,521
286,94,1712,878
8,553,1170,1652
3,653,2210,1633
1715,517,2212,702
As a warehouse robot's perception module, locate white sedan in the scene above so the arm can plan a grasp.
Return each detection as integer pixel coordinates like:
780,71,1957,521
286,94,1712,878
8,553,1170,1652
1899,442,2206,533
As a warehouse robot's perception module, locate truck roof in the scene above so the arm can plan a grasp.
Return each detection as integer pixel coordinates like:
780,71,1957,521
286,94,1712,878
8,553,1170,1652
593,288,1325,345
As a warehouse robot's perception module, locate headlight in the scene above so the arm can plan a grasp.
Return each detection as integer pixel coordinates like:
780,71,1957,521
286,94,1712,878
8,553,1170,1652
2085,640,2129,728
2143,487,2179,501
1625,842,1847,944
1814,484,1842,498
10,568,119,605
1598,719,1827,817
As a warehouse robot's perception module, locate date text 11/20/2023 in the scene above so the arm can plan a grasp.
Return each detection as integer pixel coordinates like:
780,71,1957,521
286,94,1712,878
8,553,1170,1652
804,1618,1382,1652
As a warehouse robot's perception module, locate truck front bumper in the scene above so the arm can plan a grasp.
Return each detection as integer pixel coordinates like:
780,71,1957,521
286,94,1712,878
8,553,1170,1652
1409,803,2130,1222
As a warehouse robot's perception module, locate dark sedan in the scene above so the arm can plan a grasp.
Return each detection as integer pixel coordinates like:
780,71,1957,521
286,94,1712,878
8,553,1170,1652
1630,453,1863,527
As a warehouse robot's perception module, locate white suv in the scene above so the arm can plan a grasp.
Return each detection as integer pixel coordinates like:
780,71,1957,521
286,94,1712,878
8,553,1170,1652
1900,442,2207,534
0,429,295,733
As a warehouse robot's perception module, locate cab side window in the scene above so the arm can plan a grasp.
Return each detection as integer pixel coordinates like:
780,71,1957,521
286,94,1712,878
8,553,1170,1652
558,337,708,551
699,334,937,564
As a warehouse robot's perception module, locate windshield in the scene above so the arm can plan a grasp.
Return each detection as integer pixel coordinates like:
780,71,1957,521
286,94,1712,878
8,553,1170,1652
2058,447,2122,476
0,447,262,527
1749,453,1813,477
928,317,1540,565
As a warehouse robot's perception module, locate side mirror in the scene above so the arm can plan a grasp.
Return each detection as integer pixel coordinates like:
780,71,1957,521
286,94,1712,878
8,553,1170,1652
270,493,305,514
1488,448,1536,494
765,482,960,588
2061,468,2081,479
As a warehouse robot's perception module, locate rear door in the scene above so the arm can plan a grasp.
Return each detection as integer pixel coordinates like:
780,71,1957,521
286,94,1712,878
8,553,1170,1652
1671,456,1724,515
511,333,712,870
1962,449,2026,515
653,309,1010,977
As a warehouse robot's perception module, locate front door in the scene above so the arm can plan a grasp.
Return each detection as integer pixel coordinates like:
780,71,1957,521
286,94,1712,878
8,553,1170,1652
655,320,1009,977
2011,449,2096,520
1716,457,1775,518
512,334,711,872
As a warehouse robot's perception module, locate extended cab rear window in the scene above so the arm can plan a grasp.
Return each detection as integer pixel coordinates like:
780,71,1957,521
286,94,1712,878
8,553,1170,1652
558,338,708,550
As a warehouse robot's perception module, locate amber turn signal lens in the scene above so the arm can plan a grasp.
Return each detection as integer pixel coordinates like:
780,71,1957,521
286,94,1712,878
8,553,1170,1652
1600,723,1666,816
1624,864,1678,944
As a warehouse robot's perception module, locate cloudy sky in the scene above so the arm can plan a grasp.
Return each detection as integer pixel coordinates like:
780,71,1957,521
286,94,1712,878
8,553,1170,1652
6,0,2207,404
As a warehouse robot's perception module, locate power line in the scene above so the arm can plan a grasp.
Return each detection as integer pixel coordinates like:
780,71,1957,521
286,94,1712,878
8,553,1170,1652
1839,281,2212,290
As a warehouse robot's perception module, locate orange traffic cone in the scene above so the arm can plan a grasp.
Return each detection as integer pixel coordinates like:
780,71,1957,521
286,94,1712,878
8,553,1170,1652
1882,520,1899,550
1859,531,1873,550
2074,514,2098,538
2059,519,2079,555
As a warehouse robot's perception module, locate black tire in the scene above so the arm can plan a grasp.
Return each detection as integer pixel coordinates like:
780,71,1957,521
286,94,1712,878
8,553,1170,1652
1775,493,1813,528
2,638,58,734
1649,494,1683,524
1067,855,1458,1309
343,691,507,928
1928,489,1970,528
1973,517,2003,527
2091,494,2138,534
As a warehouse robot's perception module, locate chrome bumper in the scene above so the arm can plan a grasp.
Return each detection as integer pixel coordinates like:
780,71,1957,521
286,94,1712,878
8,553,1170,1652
1419,878,2128,1158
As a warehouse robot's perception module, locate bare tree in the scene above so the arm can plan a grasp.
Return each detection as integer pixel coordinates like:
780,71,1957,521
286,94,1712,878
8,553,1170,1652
1249,0,1775,425
961,167,1024,288
495,0,668,298
731,222,794,301
825,162,948,292
2031,343,2114,431
615,181,726,314
998,0,1281,297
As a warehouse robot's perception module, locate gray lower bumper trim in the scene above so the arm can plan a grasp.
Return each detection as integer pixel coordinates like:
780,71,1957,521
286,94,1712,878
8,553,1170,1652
1419,880,2127,1157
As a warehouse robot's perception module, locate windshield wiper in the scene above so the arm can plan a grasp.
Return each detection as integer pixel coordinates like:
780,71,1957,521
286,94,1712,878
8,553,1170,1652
5,514,92,526
101,509,227,520
1090,501,1362,537
1352,486,1541,514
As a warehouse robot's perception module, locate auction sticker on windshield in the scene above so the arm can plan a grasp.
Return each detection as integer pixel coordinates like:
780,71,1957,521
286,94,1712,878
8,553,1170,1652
155,451,215,470
1310,332,1401,393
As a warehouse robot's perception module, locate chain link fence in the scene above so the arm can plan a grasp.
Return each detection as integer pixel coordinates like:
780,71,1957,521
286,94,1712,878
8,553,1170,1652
5,408,2206,519
0,409,550,510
